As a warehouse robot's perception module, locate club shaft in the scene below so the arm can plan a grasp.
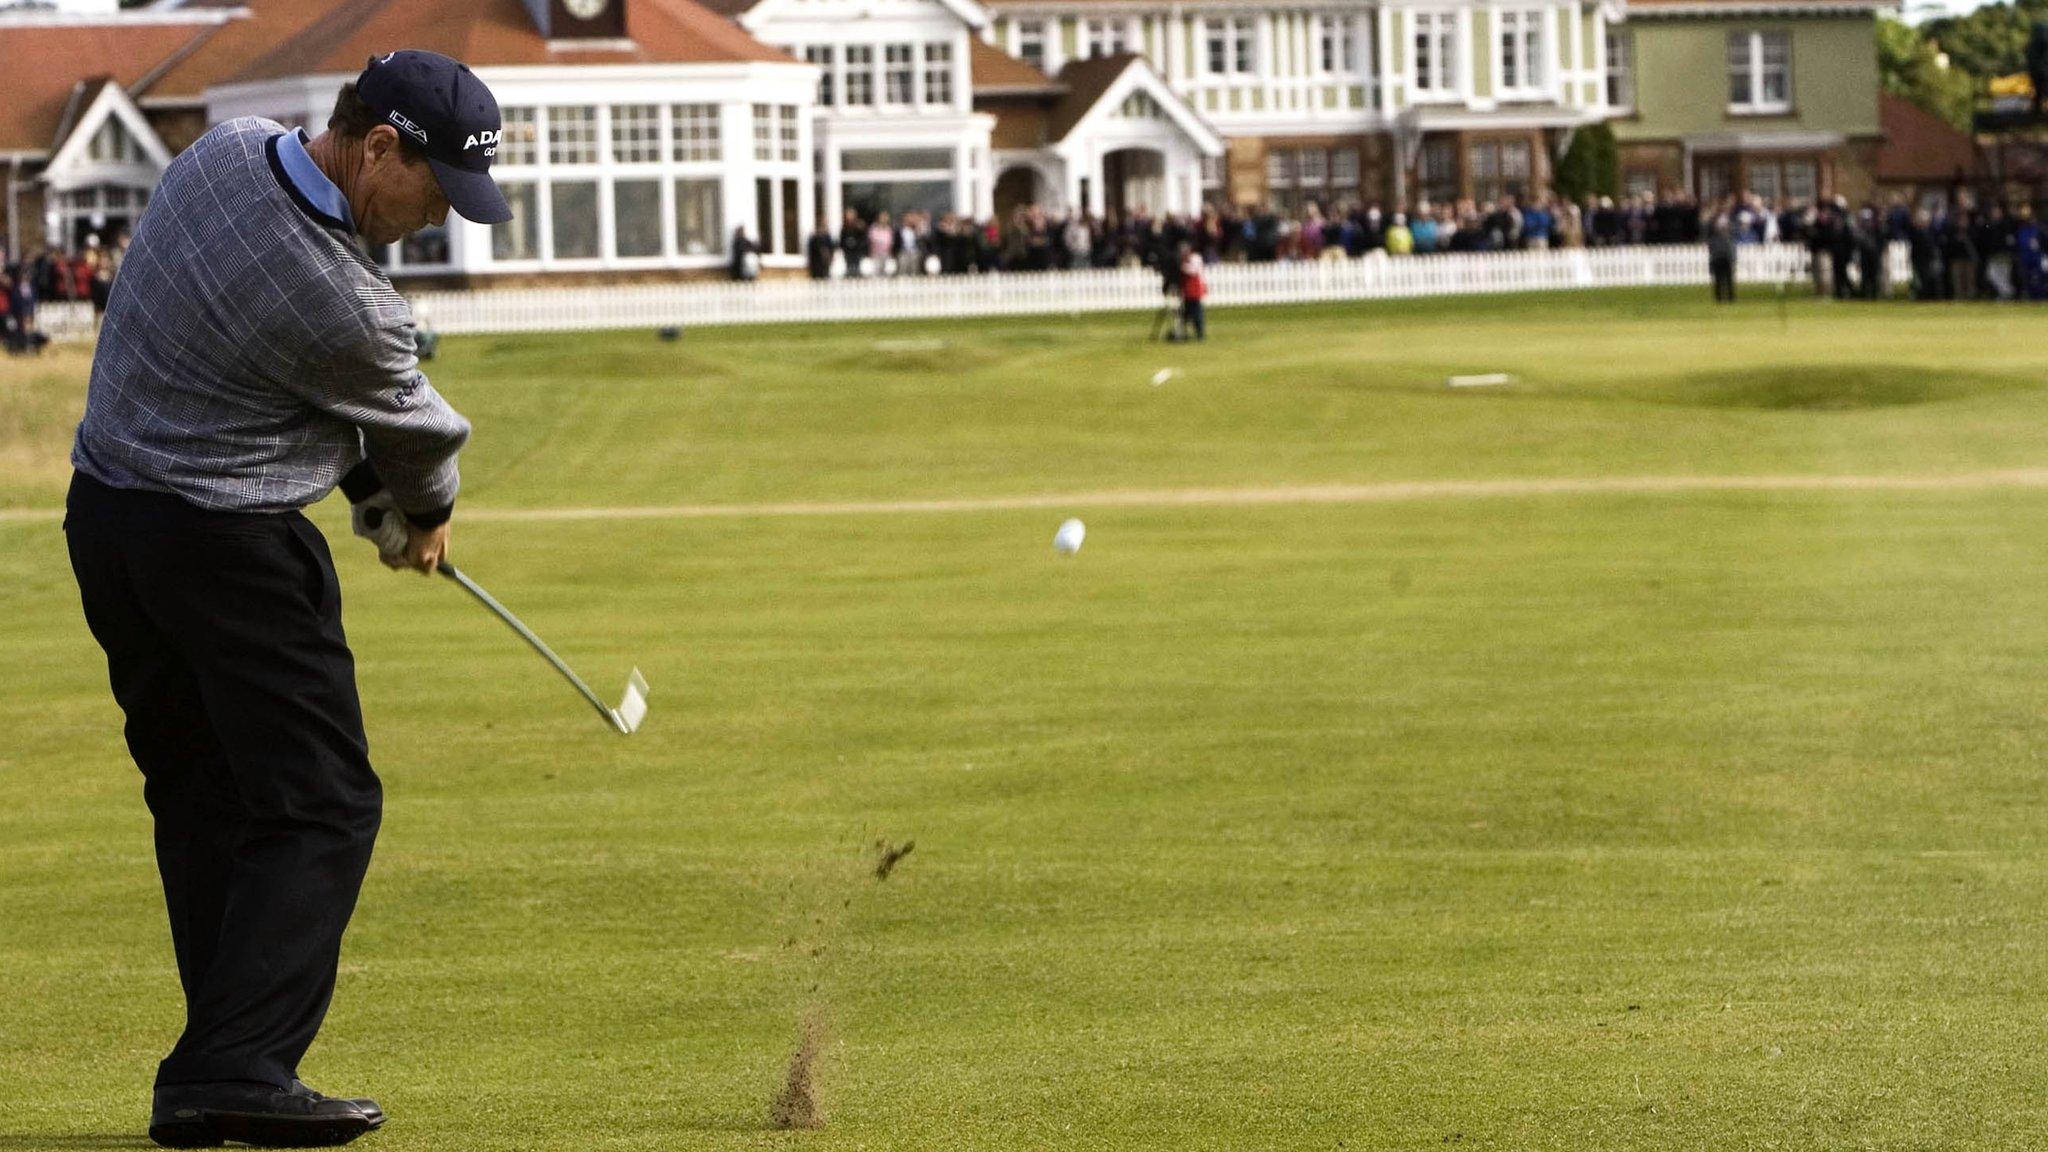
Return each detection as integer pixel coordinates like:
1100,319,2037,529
439,564,617,725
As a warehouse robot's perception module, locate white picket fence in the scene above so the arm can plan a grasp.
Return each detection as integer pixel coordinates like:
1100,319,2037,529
35,242,1910,341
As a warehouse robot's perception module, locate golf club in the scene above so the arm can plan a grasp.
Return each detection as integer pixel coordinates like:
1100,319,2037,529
439,563,648,735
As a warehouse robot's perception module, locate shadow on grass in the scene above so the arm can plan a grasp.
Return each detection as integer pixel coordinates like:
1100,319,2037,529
0,1131,154,1139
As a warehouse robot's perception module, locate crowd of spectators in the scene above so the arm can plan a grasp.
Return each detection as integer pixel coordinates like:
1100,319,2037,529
798,189,2048,305
2,232,126,355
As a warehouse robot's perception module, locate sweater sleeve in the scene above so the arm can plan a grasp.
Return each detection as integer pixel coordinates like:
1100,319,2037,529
288,282,470,522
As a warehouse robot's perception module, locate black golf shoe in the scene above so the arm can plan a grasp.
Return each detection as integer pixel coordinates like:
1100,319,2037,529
149,1080,374,1148
290,1080,384,1129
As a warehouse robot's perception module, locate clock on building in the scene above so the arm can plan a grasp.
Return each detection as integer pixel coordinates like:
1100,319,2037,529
545,0,624,38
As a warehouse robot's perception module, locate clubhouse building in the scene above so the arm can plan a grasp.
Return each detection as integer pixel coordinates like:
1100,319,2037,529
0,0,1902,281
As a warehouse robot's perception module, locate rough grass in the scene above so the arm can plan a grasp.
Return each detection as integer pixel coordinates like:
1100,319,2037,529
6,290,2048,1150
0,344,94,508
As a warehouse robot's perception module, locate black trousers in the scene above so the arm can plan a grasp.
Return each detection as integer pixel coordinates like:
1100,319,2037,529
64,472,380,1090
1710,258,1736,303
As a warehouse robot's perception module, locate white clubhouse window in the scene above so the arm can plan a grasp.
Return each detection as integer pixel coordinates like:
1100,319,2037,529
1497,10,1544,92
1728,30,1791,113
485,95,754,268
1606,29,1634,109
546,105,597,164
675,178,722,255
923,42,953,105
672,104,720,161
884,44,916,104
1016,20,1047,70
1318,15,1357,74
549,179,599,258
1412,13,1457,93
613,178,662,257
805,45,834,105
845,44,875,105
499,107,538,164
610,103,661,163
1204,16,1255,75
493,180,540,260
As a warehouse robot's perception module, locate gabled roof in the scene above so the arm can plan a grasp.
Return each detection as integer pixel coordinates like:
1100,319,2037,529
970,37,1057,95
0,19,215,153
1046,52,1131,141
49,76,119,155
42,74,176,188
1876,92,1982,183
145,0,345,102
228,0,790,83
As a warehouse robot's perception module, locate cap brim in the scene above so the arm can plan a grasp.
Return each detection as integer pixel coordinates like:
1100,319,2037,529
428,158,512,225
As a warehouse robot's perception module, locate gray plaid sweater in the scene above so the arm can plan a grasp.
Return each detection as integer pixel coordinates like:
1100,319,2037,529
73,117,468,522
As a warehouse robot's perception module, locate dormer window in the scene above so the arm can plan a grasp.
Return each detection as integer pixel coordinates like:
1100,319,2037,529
86,117,146,164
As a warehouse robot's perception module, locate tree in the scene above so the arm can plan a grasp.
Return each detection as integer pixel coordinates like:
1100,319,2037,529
1878,16,1979,128
1922,0,2048,82
1554,122,1618,203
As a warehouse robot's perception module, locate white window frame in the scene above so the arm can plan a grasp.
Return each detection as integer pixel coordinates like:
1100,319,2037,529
1605,29,1633,110
1202,16,1256,77
883,43,917,105
485,102,746,272
1015,20,1047,70
1318,14,1358,75
845,44,876,106
1083,17,1127,57
1727,29,1791,114
922,41,954,106
1412,12,1458,95
1496,10,1544,94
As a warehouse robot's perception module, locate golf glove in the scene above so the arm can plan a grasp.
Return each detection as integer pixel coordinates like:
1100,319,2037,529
350,490,408,558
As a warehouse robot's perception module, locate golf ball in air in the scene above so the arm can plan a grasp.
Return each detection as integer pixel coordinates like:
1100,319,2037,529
1053,519,1086,556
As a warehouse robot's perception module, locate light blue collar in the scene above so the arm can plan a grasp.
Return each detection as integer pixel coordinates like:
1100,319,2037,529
274,128,355,233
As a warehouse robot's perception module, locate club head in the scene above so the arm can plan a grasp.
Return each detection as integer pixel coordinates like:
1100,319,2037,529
609,668,650,735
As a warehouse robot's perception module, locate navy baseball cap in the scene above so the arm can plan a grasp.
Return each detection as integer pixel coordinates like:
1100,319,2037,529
355,50,512,225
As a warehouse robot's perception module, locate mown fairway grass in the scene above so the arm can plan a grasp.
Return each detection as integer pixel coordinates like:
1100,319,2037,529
6,289,2048,1150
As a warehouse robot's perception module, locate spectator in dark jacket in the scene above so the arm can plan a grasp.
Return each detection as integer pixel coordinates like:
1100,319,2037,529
837,209,865,278
1707,217,1738,304
1945,208,1979,300
805,220,836,280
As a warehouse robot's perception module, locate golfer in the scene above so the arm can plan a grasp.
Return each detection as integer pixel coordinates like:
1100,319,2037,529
65,50,509,1148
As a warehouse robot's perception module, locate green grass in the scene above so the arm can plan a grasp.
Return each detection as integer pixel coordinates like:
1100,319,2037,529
7,289,2048,1149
